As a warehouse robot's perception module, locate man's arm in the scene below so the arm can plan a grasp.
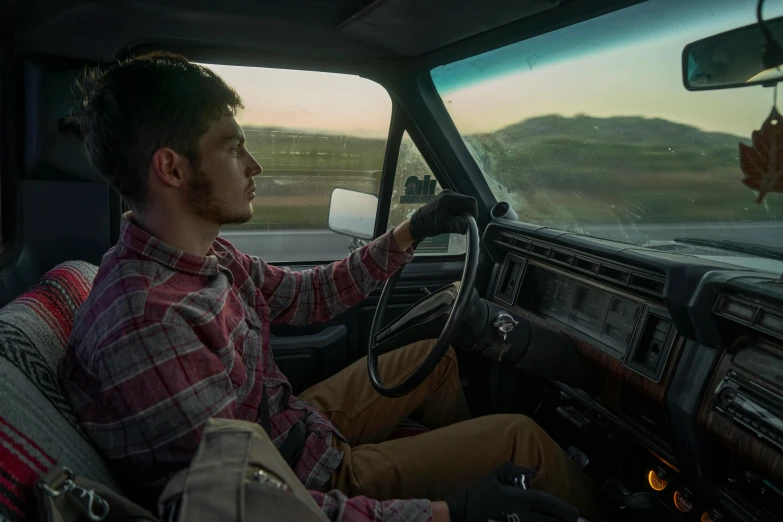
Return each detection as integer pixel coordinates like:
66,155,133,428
236,224,414,326
62,320,237,471
310,489,448,522
235,191,477,326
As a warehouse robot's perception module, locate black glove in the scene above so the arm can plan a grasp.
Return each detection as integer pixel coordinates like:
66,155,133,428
409,190,478,241
446,463,579,522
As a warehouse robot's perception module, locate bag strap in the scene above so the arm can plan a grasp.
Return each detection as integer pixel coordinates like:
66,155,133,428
178,429,252,522
259,385,306,468
259,386,272,435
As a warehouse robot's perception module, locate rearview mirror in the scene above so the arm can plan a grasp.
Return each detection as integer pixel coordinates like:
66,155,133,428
328,188,378,240
683,16,783,91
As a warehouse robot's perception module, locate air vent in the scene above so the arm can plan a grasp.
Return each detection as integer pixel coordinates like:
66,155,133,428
626,312,674,381
512,239,531,251
629,273,665,296
496,255,525,303
758,310,783,336
599,265,630,283
497,234,513,245
529,244,551,258
550,249,574,266
635,315,671,371
714,295,758,324
573,256,600,274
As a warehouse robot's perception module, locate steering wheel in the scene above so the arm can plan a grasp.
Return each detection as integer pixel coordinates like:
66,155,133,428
367,214,480,398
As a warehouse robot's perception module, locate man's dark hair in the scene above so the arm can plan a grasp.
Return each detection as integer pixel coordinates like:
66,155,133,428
74,52,243,209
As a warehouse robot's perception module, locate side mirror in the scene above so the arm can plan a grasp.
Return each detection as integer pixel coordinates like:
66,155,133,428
328,188,378,240
683,16,783,91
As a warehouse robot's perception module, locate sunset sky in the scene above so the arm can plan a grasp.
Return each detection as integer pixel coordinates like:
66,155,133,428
204,0,783,140
204,63,392,138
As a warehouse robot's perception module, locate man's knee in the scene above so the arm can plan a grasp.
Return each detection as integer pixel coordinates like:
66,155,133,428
401,340,456,366
504,414,551,454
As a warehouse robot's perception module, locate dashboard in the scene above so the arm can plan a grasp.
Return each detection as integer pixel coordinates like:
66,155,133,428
482,220,783,522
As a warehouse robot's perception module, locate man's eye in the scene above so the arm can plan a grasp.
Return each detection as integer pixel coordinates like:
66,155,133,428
229,147,239,154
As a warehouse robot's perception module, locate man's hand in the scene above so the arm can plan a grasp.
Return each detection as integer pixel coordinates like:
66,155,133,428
432,501,452,522
445,463,579,522
409,190,478,241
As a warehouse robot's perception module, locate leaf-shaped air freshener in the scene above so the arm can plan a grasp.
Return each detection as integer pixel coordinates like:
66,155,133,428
739,106,783,203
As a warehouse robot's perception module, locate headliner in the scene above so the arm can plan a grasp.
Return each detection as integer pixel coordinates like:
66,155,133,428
2,0,642,74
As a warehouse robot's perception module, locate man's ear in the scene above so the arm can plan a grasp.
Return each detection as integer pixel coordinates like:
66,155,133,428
150,147,188,188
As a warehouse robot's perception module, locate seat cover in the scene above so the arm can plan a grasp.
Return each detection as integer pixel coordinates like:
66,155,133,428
0,261,119,522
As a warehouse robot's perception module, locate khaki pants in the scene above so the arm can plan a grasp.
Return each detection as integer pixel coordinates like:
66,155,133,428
299,340,599,516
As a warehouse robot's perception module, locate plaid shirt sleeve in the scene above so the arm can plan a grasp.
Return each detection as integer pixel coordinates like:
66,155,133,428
72,320,237,466
237,229,414,325
310,490,432,522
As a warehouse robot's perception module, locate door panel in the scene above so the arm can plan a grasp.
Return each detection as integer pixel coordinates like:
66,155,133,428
271,325,348,395
269,257,464,392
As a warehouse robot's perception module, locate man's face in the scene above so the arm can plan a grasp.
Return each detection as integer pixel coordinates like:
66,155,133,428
186,114,262,225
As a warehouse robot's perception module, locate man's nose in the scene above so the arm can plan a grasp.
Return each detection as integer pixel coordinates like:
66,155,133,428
247,153,263,177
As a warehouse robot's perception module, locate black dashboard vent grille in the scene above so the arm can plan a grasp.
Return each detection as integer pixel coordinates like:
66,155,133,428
550,249,574,266
529,244,551,258
512,239,531,251
714,295,758,325
599,265,631,283
496,255,525,303
573,256,600,274
629,273,665,297
633,314,672,373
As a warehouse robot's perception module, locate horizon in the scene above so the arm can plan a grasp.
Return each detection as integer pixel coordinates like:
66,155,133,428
239,112,749,141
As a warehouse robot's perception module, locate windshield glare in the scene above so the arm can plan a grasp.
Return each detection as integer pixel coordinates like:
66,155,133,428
432,0,783,266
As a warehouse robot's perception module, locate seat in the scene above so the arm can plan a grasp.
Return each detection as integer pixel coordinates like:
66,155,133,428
0,260,429,522
0,261,119,522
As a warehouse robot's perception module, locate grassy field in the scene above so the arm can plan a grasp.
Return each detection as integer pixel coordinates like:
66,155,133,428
227,116,783,232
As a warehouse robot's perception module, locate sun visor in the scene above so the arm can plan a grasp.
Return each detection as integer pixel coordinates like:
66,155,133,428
338,0,561,56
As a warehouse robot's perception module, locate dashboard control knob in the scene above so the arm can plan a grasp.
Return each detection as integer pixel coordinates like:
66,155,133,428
717,386,736,407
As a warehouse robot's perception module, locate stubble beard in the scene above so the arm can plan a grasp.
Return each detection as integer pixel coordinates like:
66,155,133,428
186,167,254,225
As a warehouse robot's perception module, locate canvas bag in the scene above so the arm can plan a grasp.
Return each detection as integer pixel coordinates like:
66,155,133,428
36,418,328,522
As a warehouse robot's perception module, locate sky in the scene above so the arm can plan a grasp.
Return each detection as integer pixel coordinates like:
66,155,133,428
203,63,392,138
202,0,783,139
432,0,783,138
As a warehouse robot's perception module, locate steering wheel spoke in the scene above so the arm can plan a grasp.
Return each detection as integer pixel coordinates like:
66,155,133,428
367,215,479,398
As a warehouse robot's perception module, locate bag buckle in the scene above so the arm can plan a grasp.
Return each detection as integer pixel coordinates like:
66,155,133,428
250,468,291,492
38,467,110,521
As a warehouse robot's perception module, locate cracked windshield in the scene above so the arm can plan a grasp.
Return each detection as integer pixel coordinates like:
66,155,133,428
432,0,783,265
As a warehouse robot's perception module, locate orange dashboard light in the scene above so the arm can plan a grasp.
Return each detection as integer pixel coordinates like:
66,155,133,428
701,512,713,522
648,470,668,491
673,490,693,513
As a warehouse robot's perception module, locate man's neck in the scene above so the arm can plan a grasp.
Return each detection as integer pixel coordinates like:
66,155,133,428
131,208,219,257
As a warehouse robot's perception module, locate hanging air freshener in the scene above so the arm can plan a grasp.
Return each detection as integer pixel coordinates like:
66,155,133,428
739,85,783,203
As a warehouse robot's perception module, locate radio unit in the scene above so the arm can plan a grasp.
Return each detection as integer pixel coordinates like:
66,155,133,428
714,370,783,451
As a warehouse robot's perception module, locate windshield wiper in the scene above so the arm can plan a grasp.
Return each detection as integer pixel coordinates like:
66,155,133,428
672,237,783,262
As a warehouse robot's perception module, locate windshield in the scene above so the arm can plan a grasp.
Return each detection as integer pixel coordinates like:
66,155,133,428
432,0,783,260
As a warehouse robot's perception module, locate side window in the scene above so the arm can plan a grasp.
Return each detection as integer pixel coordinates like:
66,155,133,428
207,64,392,263
387,132,466,256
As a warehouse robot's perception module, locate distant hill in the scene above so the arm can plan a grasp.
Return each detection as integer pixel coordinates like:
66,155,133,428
480,114,746,149
460,114,777,226
465,114,748,189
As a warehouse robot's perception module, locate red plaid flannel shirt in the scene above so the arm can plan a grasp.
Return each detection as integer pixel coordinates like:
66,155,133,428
60,214,432,522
